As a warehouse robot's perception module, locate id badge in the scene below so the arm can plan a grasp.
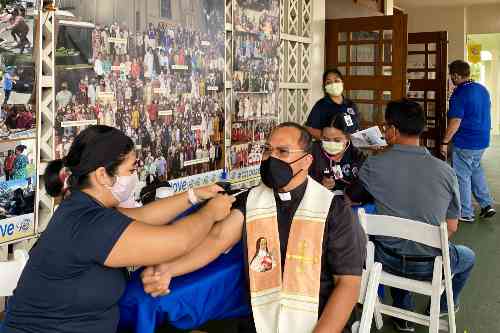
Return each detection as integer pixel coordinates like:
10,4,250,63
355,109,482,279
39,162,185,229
344,114,354,127
333,165,344,180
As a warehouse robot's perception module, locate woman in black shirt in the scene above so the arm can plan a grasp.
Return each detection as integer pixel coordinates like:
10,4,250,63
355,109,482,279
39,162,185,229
1,125,234,333
310,113,366,193
305,68,360,140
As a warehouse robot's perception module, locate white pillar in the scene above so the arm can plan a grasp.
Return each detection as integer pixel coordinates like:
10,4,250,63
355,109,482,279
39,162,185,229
310,0,326,111
384,0,394,16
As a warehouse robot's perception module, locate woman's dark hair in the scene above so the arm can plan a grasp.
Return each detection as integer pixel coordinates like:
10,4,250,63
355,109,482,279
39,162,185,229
385,99,426,136
44,125,134,198
326,113,356,135
323,68,343,85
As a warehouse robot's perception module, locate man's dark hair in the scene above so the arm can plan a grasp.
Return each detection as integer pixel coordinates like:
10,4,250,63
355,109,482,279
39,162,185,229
385,99,426,136
449,60,470,78
276,122,313,153
323,68,343,85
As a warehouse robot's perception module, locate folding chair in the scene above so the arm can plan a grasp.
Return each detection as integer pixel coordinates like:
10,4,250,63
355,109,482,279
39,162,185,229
352,258,383,333
0,249,29,297
358,209,456,333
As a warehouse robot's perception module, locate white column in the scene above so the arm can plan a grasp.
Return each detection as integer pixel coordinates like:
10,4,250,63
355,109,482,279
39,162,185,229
384,0,394,16
310,0,326,111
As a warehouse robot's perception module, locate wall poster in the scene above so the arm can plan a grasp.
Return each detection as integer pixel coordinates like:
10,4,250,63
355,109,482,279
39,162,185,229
54,0,226,186
0,5,36,243
230,0,279,174
0,139,36,244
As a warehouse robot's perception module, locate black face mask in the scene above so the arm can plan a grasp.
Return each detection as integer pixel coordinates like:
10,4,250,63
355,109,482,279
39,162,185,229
260,155,308,190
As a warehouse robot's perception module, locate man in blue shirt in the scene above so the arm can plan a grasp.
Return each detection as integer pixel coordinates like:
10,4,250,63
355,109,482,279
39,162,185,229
442,60,496,222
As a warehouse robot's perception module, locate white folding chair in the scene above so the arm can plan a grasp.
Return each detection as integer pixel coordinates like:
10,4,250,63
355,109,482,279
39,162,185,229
0,249,29,297
358,209,456,333
352,258,383,333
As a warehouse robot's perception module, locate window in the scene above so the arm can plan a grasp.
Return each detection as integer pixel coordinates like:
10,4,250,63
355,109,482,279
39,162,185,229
160,0,172,19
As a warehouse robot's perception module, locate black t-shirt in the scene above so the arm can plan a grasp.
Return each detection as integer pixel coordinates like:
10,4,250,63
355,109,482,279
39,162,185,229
305,96,360,131
2,191,132,333
309,141,367,192
233,180,366,320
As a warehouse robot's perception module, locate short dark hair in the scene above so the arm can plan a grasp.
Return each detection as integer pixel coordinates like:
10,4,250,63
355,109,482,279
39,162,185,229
275,122,313,153
449,60,470,78
323,68,343,85
385,99,426,136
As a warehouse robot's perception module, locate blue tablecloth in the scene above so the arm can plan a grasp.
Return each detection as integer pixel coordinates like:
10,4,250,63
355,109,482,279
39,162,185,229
118,203,376,332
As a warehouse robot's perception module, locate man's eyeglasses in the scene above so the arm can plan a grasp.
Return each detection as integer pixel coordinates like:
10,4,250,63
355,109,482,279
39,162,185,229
262,144,305,159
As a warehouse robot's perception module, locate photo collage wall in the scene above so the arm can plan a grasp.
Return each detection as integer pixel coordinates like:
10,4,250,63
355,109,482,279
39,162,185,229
54,0,226,185
229,0,279,171
52,0,281,192
0,4,36,244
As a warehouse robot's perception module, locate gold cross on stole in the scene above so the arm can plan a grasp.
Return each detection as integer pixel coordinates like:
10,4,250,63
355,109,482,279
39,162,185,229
286,240,319,273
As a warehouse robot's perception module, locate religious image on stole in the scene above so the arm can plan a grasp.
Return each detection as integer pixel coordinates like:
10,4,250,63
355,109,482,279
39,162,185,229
0,5,36,142
54,0,225,183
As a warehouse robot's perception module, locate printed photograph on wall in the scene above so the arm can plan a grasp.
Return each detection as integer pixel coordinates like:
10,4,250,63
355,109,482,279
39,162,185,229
232,0,279,93
230,0,279,172
54,0,225,183
0,4,36,141
0,138,36,245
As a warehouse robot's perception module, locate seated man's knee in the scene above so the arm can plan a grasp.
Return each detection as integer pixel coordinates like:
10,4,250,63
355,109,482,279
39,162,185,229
454,245,475,269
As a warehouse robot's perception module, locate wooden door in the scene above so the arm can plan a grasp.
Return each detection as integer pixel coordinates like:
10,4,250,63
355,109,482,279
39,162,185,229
326,13,408,128
407,32,448,158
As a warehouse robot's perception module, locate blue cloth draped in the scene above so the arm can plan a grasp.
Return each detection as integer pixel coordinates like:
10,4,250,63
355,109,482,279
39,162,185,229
118,203,377,332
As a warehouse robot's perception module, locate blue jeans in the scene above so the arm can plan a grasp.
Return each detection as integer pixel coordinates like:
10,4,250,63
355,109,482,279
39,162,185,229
452,147,493,217
375,244,475,312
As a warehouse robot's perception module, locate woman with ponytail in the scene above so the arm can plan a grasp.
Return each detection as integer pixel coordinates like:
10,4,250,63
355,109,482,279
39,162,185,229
2,125,235,333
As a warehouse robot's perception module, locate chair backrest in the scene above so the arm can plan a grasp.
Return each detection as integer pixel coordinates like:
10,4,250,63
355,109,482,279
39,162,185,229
358,209,445,250
0,249,29,297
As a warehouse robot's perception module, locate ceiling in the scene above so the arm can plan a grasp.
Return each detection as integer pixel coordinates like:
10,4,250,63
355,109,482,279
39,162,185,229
395,0,500,8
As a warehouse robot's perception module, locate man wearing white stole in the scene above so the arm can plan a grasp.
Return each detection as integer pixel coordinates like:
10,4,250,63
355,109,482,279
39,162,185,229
142,123,366,333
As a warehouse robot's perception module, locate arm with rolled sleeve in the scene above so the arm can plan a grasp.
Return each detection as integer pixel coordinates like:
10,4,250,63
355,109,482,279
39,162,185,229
314,197,367,333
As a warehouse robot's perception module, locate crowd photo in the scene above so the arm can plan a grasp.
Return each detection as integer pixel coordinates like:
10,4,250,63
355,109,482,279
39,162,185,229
0,140,35,220
54,0,226,182
0,4,36,141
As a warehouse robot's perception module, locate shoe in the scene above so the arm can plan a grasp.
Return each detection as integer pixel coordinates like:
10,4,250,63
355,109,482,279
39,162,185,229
438,304,460,318
425,303,460,318
480,205,496,218
459,216,475,223
393,318,415,332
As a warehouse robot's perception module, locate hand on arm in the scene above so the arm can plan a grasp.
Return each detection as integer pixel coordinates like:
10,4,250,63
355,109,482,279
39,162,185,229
118,184,223,225
313,275,361,333
141,209,244,297
104,194,235,268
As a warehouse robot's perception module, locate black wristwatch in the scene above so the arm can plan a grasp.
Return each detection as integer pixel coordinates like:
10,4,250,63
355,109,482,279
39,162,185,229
442,142,450,145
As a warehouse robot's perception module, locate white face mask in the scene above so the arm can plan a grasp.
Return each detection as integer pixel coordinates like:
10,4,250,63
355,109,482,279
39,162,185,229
322,141,345,155
325,82,344,97
108,173,139,204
